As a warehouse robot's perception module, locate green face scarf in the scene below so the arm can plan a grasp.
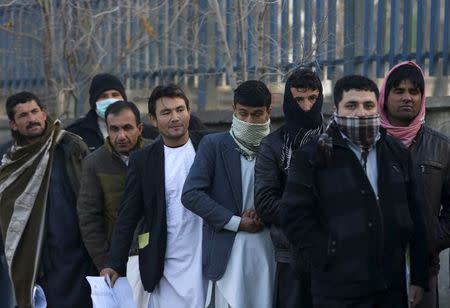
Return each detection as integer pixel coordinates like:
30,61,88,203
230,114,271,160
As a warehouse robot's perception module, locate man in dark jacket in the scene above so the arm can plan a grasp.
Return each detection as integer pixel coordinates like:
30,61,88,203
77,100,151,306
255,68,324,308
101,85,206,307
281,75,428,308
378,61,450,308
66,73,159,150
0,92,96,307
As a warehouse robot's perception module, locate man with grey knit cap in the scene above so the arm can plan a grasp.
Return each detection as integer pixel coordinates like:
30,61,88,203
182,80,276,308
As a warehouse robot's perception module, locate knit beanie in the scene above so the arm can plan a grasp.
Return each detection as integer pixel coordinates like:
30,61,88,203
89,73,127,109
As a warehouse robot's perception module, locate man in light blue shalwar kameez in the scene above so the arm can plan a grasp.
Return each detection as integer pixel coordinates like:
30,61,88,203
182,80,276,308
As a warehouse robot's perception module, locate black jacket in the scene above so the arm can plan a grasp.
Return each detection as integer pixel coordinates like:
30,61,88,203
66,109,159,151
105,132,205,292
410,126,450,276
255,127,291,262
281,126,428,298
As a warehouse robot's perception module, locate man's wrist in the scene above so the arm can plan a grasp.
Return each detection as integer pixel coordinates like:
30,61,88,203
223,215,241,232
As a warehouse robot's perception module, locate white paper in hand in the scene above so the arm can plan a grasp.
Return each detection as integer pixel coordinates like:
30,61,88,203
86,276,137,308
33,284,47,308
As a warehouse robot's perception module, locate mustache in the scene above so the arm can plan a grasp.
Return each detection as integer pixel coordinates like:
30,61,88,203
26,122,41,129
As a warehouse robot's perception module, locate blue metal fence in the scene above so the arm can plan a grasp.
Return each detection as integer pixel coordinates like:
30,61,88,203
0,0,449,114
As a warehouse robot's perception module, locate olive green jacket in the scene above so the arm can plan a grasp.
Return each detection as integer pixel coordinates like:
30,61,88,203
77,136,150,271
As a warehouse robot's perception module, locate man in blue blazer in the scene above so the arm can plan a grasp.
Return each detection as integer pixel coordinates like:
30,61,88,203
182,80,276,308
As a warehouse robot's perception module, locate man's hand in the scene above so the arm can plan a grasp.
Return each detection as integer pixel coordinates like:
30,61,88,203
238,217,264,233
100,268,119,288
409,285,424,307
242,209,258,220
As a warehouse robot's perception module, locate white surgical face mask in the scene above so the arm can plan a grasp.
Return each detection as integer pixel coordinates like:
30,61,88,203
96,98,120,119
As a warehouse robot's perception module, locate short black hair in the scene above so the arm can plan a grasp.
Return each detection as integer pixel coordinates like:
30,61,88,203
234,80,272,108
286,68,322,93
333,75,379,107
6,91,44,121
105,100,141,125
147,84,189,117
384,64,424,102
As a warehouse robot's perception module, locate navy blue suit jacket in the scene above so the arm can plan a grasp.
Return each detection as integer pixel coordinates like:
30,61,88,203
106,132,204,292
182,132,244,280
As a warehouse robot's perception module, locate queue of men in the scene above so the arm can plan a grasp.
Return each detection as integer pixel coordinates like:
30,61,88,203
0,62,449,308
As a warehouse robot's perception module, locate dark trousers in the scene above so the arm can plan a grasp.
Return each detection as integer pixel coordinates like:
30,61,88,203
415,275,438,308
313,289,408,308
274,262,313,308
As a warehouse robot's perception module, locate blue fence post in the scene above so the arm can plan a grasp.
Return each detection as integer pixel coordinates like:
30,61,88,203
327,0,336,79
402,0,411,61
0,9,5,89
344,0,355,75
177,1,184,85
388,0,398,69
315,0,323,73
443,0,450,75
429,0,439,75
416,0,424,67
215,4,222,85
197,0,207,111
280,0,289,67
362,0,373,76
247,8,254,79
376,0,385,77
225,0,233,85
269,1,277,77
303,0,312,63
292,0,301,64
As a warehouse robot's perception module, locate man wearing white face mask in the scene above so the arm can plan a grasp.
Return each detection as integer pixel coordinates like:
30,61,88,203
281,75,428,308
182,80,276,308
67,73,159,151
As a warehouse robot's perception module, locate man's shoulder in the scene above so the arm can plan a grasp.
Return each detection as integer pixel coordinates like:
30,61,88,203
0,139,13,158
421,126,450,144
59,131,89,157
83,144,110,164
130,137,162,160
202,131,230,143
263,126,284,143
66,110,98,132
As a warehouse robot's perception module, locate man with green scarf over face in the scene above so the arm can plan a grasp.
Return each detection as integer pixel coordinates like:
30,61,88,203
182,80,276,308
0,92,96,307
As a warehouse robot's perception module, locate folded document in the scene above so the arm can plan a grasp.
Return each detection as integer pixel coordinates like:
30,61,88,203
86,276,137,308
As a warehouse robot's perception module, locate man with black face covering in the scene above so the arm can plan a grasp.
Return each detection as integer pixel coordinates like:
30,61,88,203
255,68,324,308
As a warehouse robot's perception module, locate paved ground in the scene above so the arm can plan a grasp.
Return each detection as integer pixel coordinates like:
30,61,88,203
439,249,449,307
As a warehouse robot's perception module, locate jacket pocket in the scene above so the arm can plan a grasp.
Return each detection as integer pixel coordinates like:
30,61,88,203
420,160,444,174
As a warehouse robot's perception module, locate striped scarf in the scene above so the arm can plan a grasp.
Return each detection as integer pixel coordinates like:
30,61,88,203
280,122,324,171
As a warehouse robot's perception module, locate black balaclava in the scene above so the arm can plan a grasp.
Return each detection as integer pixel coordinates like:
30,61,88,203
281,69,324,170
88,73,127,109
283,74,323,131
